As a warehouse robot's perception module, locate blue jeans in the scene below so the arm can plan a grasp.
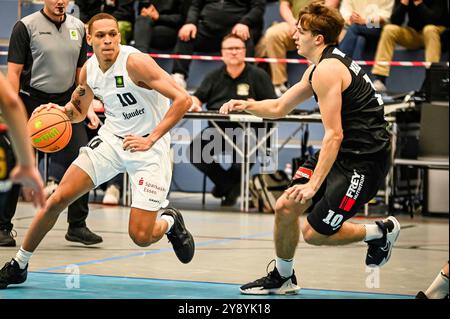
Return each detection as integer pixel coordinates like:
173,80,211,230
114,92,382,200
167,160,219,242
339,25,382,61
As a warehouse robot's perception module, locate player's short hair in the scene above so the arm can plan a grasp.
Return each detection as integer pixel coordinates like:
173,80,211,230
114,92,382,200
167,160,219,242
87,13,118,35
298,0,344,45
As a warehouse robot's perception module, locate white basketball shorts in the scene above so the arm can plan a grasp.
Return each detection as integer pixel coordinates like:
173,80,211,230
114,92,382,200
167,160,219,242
72,130,171,211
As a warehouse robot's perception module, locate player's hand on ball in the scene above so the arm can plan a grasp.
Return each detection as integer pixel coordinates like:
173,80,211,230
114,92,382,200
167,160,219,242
219,100,248,114
33,103,65,115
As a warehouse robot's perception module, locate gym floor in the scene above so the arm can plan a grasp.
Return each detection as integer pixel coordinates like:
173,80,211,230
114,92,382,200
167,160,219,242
0,192,447,299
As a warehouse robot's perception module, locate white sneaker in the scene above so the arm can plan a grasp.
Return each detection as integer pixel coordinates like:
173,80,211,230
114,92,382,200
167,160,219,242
373,79,387,93
44,180,59,198
103,184,120,205
274,83,288,97
171,73,187,89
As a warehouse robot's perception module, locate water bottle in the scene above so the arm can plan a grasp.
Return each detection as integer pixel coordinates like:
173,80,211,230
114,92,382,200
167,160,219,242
284,163,292,179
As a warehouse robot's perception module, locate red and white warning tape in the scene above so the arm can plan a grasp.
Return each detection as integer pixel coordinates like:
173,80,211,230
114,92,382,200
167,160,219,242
1,50,447,67
147,53,439,67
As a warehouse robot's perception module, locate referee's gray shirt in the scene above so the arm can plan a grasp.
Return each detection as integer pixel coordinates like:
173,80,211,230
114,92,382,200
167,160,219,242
8,9,87,95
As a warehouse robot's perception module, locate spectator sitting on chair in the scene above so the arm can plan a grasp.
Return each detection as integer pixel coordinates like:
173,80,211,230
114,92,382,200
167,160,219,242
371,0,449,92
256,0,340,97
171,0,265,89
133,0,191,53
188,34,276,206
338,0,394,61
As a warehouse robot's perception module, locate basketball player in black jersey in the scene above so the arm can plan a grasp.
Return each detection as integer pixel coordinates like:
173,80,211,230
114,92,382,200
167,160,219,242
220,1,401,295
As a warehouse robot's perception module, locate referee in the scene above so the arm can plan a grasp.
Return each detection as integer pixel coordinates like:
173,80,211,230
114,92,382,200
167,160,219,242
1,0,102,246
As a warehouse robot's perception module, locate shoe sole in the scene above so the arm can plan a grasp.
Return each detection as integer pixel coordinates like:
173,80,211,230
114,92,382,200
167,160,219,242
240,283,301,295
0,241,16,247
65,234,103,245
383,216,401,265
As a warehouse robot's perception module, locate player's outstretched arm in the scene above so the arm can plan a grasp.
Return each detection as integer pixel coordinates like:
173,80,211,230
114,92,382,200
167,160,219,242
220,65,315,119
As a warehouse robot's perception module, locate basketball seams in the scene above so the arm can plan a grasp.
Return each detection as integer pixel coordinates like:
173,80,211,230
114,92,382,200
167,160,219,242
29,112,70,136
33,122,69,149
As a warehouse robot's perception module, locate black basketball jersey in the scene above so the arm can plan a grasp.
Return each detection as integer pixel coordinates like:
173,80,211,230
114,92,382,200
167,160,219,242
309,46,391,155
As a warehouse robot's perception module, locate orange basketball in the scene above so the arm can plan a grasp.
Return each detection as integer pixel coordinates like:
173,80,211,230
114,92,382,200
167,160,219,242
27,108,72,153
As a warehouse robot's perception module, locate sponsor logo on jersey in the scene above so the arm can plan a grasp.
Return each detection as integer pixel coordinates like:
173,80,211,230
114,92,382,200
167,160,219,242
139,178,144,186
69,29,78,40
123,108,145,120
339,170,365,212
115,76,124,88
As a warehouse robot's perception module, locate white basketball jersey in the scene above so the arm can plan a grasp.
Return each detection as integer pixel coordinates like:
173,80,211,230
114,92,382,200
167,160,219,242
86,45,170,149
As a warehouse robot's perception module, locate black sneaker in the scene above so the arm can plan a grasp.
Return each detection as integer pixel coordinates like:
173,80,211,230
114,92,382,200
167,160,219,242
65,226,103,245
365,216,401,267
240,260,300,295
0,229,16,247
221,184,240,207
162,207,195,264
0,259,27,289
415,291,428,299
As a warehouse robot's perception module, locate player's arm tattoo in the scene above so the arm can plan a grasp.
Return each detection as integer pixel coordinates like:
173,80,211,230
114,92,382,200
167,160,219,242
70,85,86,114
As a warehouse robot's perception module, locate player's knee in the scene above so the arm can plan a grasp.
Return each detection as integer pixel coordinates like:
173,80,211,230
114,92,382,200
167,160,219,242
302,224,325,246
129,230,152,247
275,197,307,221
47,191,70,214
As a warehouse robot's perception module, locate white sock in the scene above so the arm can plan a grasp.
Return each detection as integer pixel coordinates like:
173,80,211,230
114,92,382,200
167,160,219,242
275,256,294,278
364,224,383,242
161,215,175,234
425,271,449,299
14,247,33,269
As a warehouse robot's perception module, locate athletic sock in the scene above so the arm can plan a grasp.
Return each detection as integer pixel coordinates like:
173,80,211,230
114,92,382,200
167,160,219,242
161,215,175,234
364,224,383,242
275,256,294,279
14,247,33,269
425,271,449,299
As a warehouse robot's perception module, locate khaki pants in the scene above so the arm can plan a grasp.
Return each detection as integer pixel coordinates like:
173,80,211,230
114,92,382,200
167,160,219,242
372,24,447,77
256,22,297,85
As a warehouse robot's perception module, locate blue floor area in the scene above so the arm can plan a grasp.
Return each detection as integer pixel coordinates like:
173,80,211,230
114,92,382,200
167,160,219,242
0,272,413,299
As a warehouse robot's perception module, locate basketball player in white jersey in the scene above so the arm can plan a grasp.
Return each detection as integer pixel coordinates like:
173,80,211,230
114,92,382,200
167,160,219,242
0,13,194,289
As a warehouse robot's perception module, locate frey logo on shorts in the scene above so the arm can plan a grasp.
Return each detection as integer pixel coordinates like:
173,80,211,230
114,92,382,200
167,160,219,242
339,170,365,212
293,167,313,180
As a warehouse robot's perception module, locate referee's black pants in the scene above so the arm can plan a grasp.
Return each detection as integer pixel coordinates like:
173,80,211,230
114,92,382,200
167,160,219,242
0,91,91,229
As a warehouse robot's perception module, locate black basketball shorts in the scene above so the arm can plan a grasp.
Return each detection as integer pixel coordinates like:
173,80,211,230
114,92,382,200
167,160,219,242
289,148,390,236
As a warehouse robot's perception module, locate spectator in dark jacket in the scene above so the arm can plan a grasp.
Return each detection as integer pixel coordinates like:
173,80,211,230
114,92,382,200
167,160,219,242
105,0,136,44
171,0,266,89
371,0,449,92
75,0,103,23
133,0,191,52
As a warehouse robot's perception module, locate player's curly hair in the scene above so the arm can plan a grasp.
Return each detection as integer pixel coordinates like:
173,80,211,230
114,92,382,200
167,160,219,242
297,0,344,45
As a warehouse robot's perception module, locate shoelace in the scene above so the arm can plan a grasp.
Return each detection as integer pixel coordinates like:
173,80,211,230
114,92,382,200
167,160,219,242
250,260,279,285
1,229,17,239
